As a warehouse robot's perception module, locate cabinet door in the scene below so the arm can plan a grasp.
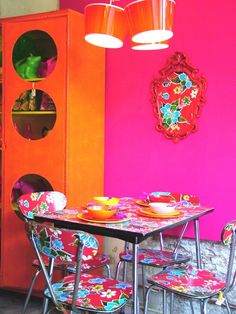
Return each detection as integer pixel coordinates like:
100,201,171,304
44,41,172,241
1,15,67,290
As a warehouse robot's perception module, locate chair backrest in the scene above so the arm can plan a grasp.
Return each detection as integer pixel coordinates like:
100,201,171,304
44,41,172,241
221,220,236,292
27,220,99,263
147,191,199,206
17,191,67,219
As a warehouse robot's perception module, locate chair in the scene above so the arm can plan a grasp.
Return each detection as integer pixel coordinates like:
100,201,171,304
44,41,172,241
17,191,111,313
144,220,236,314
115,192,198,302
25,219,132,313
115,225,191,304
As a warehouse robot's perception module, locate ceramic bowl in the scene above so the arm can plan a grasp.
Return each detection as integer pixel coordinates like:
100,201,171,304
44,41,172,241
149,202,175,214
87,205,116,219
93,196,119,206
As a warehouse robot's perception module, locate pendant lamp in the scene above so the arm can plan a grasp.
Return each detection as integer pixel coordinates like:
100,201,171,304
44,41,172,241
84,3,127,48
131,40,169,50
125,0,175,44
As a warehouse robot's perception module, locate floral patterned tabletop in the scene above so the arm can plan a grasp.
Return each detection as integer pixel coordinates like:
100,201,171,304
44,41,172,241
34,201,214,244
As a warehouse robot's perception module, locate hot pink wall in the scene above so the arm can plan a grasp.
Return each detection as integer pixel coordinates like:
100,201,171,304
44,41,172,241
60,0,236,240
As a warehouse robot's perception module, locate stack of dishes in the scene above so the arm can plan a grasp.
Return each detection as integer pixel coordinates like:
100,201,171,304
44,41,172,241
136,197,183,218
77,196,131,223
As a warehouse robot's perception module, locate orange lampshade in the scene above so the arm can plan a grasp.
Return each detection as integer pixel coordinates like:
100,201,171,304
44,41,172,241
84,3,127,48
125,0,175,43
131,40,169,50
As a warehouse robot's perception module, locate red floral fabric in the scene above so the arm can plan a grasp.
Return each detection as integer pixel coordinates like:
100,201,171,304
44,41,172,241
148,264,225,297
44,273,132,311
120,249,190,267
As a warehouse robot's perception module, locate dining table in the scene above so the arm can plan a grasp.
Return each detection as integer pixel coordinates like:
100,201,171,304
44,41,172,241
34,199,214,314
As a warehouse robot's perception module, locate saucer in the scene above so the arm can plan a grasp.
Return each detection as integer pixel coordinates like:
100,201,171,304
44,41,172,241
135,200,150,207
77,212,131,224
138,208,183,219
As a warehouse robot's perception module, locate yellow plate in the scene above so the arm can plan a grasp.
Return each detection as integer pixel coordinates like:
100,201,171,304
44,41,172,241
77,212,131,224
138,208,183,218
135,199,150,207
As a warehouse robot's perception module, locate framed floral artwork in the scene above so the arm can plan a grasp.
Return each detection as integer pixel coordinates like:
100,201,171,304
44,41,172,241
151,52,207,142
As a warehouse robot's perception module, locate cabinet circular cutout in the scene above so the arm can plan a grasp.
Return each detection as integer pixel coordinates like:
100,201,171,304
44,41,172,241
12,30,57,81
12,89,56,140
11,174,54,206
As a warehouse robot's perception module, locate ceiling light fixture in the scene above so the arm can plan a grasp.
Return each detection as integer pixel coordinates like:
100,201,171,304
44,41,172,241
125,0,175,44
84,0,175,50
84,3,127,49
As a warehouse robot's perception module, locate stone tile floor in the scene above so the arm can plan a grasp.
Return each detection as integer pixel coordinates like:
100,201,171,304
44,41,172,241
0,289,53,314
0,289,135,314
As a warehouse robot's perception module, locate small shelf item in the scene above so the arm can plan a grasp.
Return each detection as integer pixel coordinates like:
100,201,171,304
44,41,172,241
151,51,207,142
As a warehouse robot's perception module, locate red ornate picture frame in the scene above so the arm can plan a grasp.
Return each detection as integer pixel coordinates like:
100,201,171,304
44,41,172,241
151,52,207,142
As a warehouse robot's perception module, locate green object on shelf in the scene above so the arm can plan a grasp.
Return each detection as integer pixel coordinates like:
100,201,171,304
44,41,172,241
14,55,42,79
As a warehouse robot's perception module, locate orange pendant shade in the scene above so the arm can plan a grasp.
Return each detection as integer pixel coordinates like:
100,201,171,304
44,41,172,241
84,4,127,48
131,40,169,50
125,0,175,43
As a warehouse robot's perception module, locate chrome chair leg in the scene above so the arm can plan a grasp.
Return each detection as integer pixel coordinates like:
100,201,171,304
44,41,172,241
104,264,111,278
141,264,146,305
41,258,54,314
117,261,128,314
190,299,195,314
115,261,122,280
42,297,49,314
22,269,41,314
202,299,208,314
170,292,174,314
163,289,167,314
224,295,232,314
123,261,128,281
143,285,153,314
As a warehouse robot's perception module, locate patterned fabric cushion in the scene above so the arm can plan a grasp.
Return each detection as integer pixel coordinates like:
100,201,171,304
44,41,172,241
30,222,99,262
32,253,110,272
221,221,236,246
44,273,132,312
18,191,67,218
120,248,190,266
147,264,226,297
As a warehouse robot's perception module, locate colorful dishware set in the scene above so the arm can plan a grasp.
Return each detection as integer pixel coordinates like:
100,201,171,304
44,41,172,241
77,196,131,223
135,191,199,218
76,192,199,222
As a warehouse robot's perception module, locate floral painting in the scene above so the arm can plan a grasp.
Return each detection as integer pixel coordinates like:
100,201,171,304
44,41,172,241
151,52,207,142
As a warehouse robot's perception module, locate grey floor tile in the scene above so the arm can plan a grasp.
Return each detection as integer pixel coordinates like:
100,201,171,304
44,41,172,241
0,289,134,314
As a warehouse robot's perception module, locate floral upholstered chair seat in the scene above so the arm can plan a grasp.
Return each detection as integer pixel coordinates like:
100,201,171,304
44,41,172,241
45,273,132,312
147,264,225,297
119,248,190,267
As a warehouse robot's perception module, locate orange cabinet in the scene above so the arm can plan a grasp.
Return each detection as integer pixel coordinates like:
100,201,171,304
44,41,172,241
0,9,105,291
